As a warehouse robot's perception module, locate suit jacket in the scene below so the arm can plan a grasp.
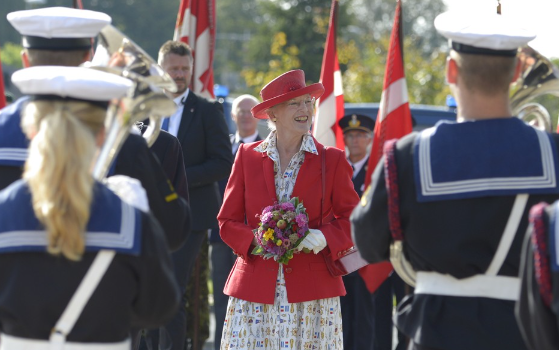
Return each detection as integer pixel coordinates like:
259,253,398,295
209,134,262,243
115,134,188,251
177,92,233,231
217,138,360,304
352,157,368,198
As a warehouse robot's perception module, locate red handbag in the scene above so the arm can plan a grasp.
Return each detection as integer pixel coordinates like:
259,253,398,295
319,146,369,277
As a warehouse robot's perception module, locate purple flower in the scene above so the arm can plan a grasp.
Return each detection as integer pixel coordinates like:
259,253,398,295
260,211,273,223
295,214,307,227
280,202,295,211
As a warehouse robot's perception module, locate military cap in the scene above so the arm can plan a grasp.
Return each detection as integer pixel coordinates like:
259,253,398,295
338,114,375,133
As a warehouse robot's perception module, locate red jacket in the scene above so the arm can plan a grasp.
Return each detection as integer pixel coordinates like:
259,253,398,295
217,137,360,304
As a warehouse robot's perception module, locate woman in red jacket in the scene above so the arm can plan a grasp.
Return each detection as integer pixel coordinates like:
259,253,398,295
217,70,359,350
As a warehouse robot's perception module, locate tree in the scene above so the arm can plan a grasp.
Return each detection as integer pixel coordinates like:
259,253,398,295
341,34,450,105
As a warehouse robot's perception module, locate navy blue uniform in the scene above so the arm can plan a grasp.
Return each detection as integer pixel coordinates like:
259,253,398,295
352,118,559,350
0,180,179,342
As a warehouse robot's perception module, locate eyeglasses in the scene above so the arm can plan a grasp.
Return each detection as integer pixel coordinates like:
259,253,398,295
283,97,315,109
344,133,372,141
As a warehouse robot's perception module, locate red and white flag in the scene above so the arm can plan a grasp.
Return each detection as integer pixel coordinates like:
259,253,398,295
358,0,413,293
174,0,216,99
313,0,344,150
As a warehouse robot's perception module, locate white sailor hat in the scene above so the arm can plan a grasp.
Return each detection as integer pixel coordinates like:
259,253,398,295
7,7,111,50
11,66,133,107
434,11,536,57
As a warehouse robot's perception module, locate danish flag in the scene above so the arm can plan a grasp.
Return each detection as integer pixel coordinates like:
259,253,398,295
313,0,344,150
359,0,413,293
174,0,216,99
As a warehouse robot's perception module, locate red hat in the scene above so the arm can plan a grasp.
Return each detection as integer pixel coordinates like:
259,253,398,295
251,70,325,119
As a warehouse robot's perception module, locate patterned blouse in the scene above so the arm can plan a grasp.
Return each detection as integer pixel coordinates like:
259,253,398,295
253,130,318,201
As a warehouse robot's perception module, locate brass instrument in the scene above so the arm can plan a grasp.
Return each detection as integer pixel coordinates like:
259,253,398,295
87,25,177,179
511,46,559,132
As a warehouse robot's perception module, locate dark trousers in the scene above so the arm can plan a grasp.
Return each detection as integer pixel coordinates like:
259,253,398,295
340,272,375,350
209,241,236,350
373,273,407,350
140,230,208,350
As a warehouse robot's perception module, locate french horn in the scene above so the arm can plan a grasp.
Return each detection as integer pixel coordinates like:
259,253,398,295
511,46,559,132
86,25,177,179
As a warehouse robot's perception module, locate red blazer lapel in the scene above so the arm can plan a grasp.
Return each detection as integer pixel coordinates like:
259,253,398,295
291,151,321,201
261,152,278,203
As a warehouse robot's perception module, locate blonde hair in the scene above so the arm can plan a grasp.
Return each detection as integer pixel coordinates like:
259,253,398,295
21,100,106,261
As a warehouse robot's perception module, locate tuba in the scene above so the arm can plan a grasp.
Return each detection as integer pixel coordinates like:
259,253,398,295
87,25,177,179
511,46,559,132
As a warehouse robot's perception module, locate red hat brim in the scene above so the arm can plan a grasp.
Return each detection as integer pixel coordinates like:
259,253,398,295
251,83,325,119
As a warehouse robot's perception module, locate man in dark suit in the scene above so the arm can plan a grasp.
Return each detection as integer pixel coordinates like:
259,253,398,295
209,94,261,350
156,40,233,350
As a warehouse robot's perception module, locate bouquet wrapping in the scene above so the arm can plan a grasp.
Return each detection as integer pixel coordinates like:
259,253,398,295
252,197,310,264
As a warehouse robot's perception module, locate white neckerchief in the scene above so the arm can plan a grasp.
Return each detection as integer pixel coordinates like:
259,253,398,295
350,155,368,179
163,89,189,137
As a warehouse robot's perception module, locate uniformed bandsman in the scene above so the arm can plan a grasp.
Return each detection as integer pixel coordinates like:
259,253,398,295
2,7,189,251
0,66,179,348
351,11,559,350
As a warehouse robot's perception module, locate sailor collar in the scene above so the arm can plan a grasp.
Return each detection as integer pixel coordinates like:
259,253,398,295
413,118,559,202
0,181,142,255
0,97,30,167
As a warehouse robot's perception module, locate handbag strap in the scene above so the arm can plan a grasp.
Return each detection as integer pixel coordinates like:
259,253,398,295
50,250,116,344
320,145,326,227
383,139,403,241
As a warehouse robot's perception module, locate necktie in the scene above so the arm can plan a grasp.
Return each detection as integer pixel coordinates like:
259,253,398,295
161,118,170,132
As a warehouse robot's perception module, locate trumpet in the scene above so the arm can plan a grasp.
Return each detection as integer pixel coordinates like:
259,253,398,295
87,25,177,179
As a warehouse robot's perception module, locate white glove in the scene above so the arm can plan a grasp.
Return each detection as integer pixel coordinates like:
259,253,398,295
297,229,327,254
105,175,150,212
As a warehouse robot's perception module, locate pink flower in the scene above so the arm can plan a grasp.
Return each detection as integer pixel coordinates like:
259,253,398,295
295,214,307,227
280,202,295,211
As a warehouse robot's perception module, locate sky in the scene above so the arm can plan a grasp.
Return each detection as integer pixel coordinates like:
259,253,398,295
443,0,559,58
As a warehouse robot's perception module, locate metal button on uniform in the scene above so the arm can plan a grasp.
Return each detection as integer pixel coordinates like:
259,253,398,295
285,268,293,273
338,252,342,257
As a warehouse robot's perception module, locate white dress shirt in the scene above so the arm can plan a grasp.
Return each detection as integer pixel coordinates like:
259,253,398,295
232,130,259,154
163,89,189,137
350,156,368,179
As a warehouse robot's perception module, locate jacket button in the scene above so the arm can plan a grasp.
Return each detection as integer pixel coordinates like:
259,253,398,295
285,268,292,273
338,252,342,257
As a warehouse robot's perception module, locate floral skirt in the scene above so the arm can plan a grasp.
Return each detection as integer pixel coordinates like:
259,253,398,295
220,268,343,350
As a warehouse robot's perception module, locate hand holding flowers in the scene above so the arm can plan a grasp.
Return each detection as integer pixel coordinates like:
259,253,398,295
252,197,310,264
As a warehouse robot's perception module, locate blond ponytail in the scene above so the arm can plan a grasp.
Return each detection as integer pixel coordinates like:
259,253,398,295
21,100,106,261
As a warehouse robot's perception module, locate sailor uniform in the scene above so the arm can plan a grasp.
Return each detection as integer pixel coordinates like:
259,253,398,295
0,180,179,345
0,97,29,190
0,99,188,251
351,118,559,350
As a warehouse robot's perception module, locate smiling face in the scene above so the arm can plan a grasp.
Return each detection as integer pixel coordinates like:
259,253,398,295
272,94,315,138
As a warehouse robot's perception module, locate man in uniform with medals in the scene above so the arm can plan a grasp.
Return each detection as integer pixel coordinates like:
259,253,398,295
352,10,559,350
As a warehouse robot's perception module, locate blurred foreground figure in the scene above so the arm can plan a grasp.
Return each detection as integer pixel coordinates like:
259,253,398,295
0,66,179,348
352,11,559,350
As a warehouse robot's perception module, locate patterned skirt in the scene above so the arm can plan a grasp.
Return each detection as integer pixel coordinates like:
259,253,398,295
220,268,343,350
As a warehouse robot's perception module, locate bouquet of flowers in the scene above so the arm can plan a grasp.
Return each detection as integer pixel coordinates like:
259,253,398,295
252,197,310,264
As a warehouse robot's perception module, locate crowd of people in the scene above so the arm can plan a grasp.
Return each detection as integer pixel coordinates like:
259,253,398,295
0,4,559,350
